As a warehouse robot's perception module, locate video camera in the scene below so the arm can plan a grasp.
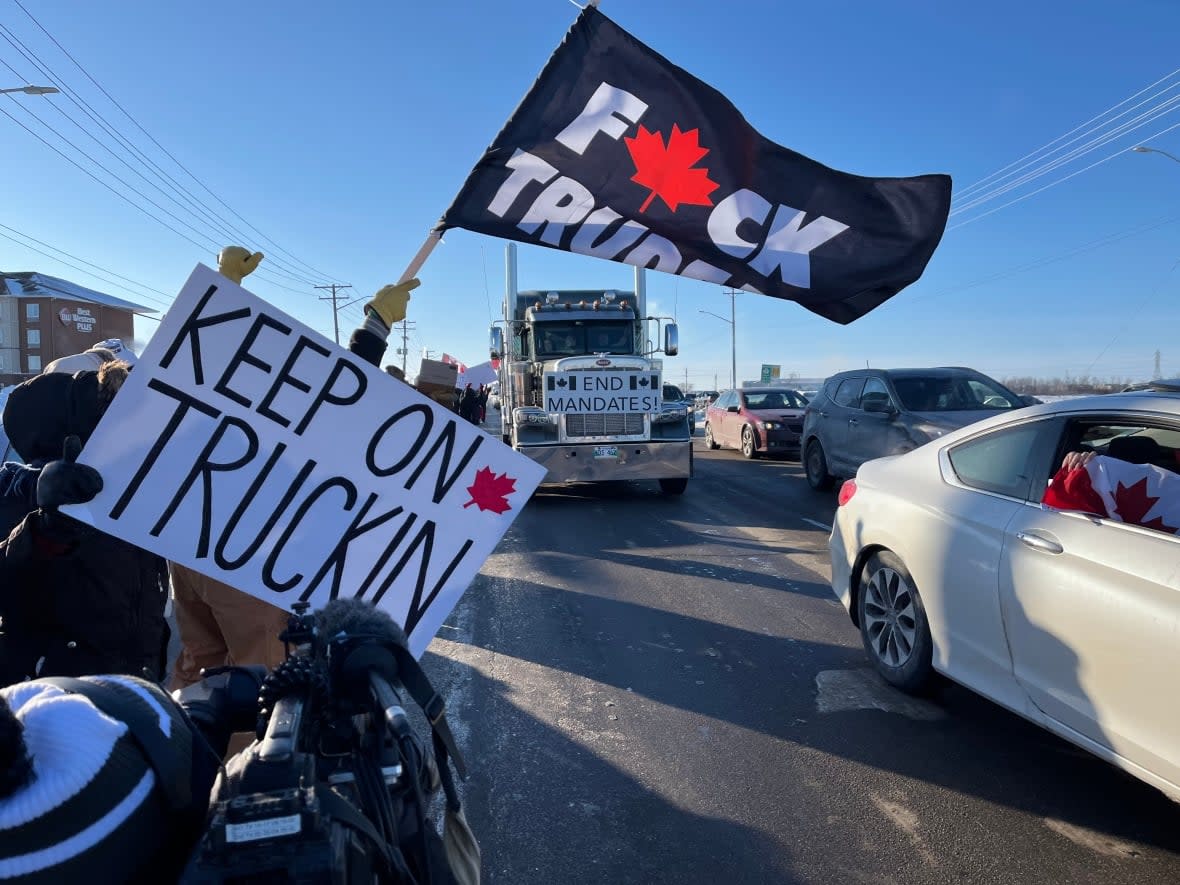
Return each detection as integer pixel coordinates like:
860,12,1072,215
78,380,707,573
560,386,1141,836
177,599,471,884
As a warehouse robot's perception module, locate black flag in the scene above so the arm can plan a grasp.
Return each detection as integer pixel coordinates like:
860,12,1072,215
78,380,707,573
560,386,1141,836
437,7,952,324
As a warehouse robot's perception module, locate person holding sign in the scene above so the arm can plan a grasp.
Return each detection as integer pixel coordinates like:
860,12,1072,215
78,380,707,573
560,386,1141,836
168,247,422,689
166,248,293,689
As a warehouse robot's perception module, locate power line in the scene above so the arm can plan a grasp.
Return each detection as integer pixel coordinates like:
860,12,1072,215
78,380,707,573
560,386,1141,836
1083,258,1180,377
912,211,1180,302
3,2,346,287
947,69,1180,226
951,93,1180,217
954,69,1180,201
0,44,300,282
0,222,173,304
0,102,220,252
0,33,323,291
947,120,1180,232
10,0,347,286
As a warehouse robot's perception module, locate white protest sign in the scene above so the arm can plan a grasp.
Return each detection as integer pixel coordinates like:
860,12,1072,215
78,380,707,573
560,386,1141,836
543,370,661,414
66,264,546,657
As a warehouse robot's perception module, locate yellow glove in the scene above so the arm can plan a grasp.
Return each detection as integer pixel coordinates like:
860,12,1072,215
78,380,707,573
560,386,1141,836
366,279,420,327
217,245,264,284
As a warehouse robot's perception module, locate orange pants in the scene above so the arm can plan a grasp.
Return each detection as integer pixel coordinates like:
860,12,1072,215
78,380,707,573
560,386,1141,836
168,563,291,691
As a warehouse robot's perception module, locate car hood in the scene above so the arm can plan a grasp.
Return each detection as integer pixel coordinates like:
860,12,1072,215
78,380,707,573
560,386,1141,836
907,409,1000,429
746,408,805,420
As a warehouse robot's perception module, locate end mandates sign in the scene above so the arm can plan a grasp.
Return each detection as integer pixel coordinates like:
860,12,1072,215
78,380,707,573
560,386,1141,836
65,264,546,657
544,370,661,413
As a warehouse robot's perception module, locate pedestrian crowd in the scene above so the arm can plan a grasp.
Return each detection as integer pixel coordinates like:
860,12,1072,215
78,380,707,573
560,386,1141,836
458,383,490,425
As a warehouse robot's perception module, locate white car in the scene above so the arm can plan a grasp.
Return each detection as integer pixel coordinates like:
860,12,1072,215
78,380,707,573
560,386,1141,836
829,383,1180,800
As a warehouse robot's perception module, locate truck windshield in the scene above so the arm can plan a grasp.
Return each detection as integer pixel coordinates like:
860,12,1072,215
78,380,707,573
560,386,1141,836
533,323,633,358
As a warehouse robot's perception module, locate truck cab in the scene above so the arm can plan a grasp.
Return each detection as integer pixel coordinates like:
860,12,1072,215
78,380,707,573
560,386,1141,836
492,277,692,495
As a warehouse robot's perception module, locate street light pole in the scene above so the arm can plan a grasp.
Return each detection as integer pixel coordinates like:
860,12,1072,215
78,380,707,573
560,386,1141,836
1132,145,1180,166
699,287,738,389
725,287,737,389
0,85,59,96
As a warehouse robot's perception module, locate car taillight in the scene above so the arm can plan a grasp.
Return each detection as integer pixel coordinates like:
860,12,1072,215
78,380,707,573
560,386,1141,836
837,479,857,506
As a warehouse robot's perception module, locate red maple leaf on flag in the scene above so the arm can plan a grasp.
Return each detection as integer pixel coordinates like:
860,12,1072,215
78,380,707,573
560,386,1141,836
463,466,518,514
624,124,720,213
1112,477,1178,533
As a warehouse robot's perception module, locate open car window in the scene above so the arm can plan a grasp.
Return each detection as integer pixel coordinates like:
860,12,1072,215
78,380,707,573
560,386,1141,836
1044,417,1180,536
1066,421,1180,475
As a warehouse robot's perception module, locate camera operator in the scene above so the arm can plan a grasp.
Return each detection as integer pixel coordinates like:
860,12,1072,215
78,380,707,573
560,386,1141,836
0,674,219,884
0,599,479,884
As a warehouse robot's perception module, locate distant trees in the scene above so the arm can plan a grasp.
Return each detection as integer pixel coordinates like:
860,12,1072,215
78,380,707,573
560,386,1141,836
1001,375,1135,395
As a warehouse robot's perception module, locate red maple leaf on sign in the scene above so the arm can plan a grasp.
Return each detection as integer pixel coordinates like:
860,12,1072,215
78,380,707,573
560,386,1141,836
624,124,720,213
1112,477,1178,533
463,467,518,514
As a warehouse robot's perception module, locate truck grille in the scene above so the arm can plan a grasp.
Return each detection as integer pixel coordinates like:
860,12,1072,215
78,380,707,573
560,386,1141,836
565,413,645,436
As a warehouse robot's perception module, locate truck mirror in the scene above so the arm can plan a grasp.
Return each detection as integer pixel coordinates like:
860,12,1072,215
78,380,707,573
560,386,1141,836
664,323,679,356
489,327,504,360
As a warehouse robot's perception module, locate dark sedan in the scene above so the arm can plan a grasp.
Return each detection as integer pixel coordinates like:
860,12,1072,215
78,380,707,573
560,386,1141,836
704,388,809,459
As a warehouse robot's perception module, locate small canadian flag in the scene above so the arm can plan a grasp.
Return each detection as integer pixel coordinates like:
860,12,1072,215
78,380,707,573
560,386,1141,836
441,353,467,373
1043,455,1180,534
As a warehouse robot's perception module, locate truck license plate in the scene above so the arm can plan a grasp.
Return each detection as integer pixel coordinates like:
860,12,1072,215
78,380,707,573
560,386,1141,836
593,445,620,459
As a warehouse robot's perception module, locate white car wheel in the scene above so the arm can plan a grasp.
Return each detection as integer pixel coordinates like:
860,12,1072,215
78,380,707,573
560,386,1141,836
858,551,934,694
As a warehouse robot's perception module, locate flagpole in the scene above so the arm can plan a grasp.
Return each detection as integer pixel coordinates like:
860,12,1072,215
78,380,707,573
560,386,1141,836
397,231,443,285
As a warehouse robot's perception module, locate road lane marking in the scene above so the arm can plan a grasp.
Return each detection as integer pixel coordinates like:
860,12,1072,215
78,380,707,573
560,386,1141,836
871,794,938,868
1044,819,1143,859
801,517,831,531
815,669,945,721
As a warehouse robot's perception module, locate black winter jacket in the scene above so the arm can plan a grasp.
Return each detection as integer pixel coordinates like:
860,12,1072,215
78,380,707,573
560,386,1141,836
0,370,169,683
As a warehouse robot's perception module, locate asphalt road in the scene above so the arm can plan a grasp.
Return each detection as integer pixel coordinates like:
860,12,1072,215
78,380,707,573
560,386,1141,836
422,427,1180,884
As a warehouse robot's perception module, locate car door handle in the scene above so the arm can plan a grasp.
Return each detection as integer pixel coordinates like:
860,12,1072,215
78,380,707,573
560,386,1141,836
1015,531,1063,554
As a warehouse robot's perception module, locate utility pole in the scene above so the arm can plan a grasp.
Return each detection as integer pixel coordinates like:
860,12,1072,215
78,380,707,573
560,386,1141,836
398,321,417,375
1154,349,1162,380
315,283,353,345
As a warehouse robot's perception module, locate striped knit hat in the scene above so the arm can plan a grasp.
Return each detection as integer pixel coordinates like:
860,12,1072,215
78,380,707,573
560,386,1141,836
0,676,209,884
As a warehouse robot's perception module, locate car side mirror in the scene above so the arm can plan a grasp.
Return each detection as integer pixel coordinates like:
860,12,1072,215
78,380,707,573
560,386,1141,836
863,399,895,415
727,405,739,413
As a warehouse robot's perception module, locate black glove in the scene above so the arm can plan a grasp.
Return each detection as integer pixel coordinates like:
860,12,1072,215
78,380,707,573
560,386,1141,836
174,666,268,759
36,435,103,511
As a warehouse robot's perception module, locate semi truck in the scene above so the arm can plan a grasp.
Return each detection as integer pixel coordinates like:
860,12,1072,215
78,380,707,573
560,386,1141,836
489,245,692,494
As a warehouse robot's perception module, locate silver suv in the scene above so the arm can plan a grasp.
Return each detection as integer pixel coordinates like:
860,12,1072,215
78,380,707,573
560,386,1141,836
801,366,1029,490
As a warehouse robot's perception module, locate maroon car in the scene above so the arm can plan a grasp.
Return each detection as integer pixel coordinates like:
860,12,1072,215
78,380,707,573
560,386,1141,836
704,387,809,459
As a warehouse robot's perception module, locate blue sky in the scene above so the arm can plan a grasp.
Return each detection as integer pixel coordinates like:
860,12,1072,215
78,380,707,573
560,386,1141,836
4,0,1180,389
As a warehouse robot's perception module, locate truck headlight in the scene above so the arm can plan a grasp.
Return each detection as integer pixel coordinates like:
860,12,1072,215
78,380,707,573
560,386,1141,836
513,407,555,427
651,405,687,424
